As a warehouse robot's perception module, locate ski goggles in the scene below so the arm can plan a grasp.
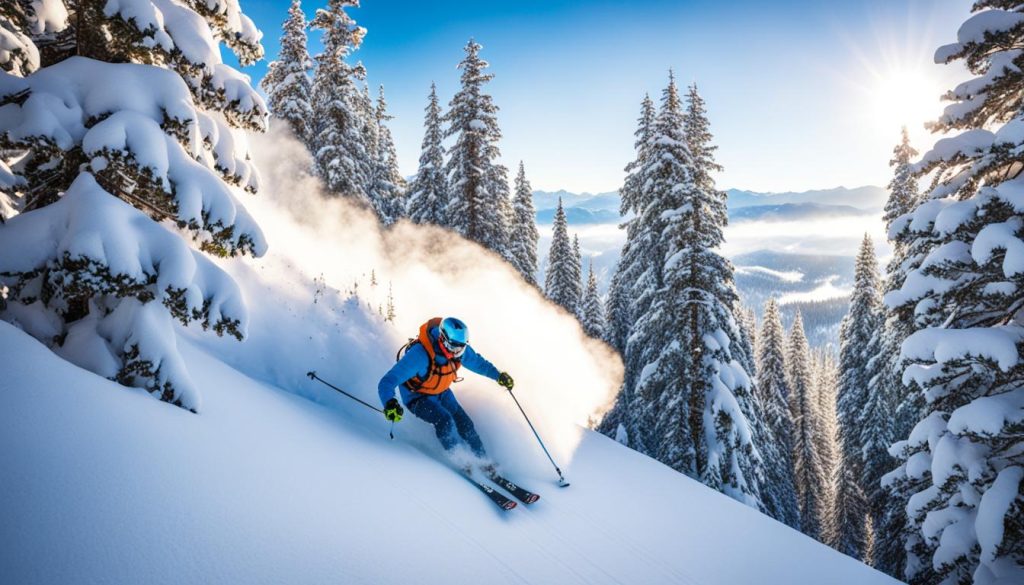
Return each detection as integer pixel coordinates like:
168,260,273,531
439,331,466,358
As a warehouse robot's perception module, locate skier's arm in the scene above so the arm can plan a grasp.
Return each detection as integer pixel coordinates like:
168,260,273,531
461,345,501,381
378,346,427,406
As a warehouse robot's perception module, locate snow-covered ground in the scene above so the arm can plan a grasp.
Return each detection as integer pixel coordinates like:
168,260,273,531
0,321,899,585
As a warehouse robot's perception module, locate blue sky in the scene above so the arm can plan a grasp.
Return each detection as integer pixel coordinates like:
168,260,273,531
235,0,972,193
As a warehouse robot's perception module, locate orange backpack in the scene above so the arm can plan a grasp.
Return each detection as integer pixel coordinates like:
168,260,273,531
397,317,462,395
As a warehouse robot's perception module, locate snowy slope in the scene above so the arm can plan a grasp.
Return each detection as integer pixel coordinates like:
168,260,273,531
0,322,899,585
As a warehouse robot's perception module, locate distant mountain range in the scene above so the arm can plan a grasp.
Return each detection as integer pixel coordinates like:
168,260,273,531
725,185,887,209
535,207,621,225
729,202,876,223
532,190,620,212
533,185,885,225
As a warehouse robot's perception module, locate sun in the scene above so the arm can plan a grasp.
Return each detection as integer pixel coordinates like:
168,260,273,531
870,66,945,135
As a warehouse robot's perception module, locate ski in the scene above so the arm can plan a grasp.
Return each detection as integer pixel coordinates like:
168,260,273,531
462,472,517,511
486,471,541,504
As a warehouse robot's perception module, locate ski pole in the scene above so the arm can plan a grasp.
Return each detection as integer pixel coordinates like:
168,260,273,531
507,389,570,487
306,371,395,439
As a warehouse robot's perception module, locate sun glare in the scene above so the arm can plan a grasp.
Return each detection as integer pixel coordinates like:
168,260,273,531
870,67,945,136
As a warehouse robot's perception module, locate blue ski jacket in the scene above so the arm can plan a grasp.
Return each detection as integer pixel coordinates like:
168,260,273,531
378,325,501,407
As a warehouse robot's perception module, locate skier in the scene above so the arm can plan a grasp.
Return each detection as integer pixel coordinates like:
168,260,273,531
378,317,514,463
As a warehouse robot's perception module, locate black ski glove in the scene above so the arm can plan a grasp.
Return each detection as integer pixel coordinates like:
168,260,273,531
384,397,404,422
497,372,514,391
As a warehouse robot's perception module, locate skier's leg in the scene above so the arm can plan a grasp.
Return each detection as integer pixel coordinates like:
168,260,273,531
406,395,460,451
439,390,486,458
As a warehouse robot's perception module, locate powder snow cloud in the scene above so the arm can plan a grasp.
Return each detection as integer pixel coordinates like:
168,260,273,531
187,124,623,477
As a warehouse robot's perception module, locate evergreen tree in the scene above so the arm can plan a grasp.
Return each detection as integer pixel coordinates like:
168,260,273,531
261,0,314,144
496,175,515,262
813,348,841,544
571,235,584,317
0,0,268,411
598,92,655,448
831,430,869,558
310,0,370,202
407,83,449,226
733,305,758,383
855,238,894,534
735,301,793,528
509,161,540,284
834,234,881,558
544,199,579,315
601,94,656,358
581,261,605,339
602,264,628,353
787,312,825,539
881,127,925,444
684,83,723,217
606,74,767,511
370,85,406,224
740,306,758,367
885,4,1024,582
358,83,379,200
444,39,509,255
755,298,801,529
872,128,924,578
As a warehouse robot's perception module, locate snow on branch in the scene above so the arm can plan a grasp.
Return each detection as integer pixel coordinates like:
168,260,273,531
101,0,267,129
902,326,1024,378
0,173,249,410
0,58,266,256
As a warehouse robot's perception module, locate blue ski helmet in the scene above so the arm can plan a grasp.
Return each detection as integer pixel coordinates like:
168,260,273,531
439,317,469,357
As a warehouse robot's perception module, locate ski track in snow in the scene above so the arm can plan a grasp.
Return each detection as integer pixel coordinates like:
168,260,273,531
0,322,901,585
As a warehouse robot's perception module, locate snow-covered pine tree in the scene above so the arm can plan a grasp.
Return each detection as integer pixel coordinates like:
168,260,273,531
602,264,629,354
571,235,584,317
882,127,926,444
755,298,801,529
733,300,792,528
870,129,924,578
813,348,841,544
733,305,758,378
407,83,448,226
370,85,406,224
831,426,869,557
623,73,766,510
0,0,268,411
853,241,895,537
544,199,580,315
601,94,656,358
883,4,1024,582
444,39,509,255
683,82,724,223
581,261,605,339
261,0,313,144
358,83,379,200
509,161,540,284
787,311,826,539
496,172,515,262
310,0,369,202
0,2,40,78
740,305,758,367
833,233,881,557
